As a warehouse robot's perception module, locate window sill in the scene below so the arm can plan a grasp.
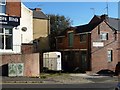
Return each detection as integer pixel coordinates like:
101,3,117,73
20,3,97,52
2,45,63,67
0,50,21,54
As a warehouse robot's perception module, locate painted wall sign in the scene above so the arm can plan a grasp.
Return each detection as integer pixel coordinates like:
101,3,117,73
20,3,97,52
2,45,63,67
0,15,20,26
93,42,104,47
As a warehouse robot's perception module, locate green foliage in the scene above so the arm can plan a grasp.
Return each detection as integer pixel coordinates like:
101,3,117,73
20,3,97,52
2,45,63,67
49,14,72,34
48,14,72,50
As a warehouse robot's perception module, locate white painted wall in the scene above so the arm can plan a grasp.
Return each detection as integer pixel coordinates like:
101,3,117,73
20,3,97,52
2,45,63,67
12,27,21,54
20,3,33,44
0,3,33,54
13,3,33,54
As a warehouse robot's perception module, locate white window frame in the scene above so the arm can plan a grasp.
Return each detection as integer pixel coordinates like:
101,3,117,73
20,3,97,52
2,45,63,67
107,50,113,62
0,0,6,5
0,28,13,50
100,32,108,41
0,0,6,15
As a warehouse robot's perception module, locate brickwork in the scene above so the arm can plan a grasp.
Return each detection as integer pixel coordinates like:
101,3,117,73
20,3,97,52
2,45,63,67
57,28,90,50
21,44,34,54
0,53,40,77
91,21,118,72
57,20,119,73
6,0,21,17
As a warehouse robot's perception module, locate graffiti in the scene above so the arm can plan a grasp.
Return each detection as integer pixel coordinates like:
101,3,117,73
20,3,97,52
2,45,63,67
8,63,24,77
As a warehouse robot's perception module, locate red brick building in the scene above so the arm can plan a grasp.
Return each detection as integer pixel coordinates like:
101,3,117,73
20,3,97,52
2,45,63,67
56,15,120,73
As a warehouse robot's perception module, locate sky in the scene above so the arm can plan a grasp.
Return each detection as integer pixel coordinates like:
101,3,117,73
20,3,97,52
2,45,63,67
23,2,118,26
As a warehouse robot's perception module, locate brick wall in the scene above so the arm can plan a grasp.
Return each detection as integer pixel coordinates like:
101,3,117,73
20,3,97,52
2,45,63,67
117,32,120,62
57,29,90,50
21,44,35,54
91,21,118,73
0,53,40,77
6,0,21,17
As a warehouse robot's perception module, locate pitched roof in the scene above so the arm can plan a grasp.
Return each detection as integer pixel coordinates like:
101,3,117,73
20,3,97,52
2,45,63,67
76,15,120,33
106,17,120,31
58,15,120,36
75,22,101,33
32,9,48,19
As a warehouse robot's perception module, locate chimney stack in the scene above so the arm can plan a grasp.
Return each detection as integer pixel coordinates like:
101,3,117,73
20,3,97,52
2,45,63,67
100,14,108,20
34,8,41,11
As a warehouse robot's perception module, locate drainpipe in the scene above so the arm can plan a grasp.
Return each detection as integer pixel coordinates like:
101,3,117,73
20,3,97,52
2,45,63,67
47,15,50,50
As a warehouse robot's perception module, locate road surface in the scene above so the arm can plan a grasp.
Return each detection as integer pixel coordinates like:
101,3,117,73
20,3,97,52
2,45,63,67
1,82,118,90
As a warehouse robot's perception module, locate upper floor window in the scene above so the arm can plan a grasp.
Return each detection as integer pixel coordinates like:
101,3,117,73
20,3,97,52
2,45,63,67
68,32,73,47
80,34,87,42
100,32,108,41
0,0,6,15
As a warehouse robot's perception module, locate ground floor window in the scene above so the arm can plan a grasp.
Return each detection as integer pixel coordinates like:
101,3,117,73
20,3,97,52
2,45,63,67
107,50,113,62
0,28,13,50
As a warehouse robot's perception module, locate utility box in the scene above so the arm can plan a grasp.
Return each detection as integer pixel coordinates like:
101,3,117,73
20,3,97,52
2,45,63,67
8,63,24,77
43,52,62,71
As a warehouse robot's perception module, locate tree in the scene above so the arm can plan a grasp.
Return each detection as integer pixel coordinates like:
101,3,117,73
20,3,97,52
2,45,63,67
49,14,72,34
48,14,72,50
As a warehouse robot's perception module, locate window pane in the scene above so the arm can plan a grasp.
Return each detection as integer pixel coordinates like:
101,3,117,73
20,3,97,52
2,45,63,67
0,35,4,49
0,5,5,14
100,33,108,40
68,32,73,47
5,35,12,49
0,28,3,33
107,50,112,62
5,28,12,34
80,34,87,42
0,0,5,4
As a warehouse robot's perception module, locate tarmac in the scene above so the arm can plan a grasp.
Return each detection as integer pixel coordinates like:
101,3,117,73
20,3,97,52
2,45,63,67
1,73,119,84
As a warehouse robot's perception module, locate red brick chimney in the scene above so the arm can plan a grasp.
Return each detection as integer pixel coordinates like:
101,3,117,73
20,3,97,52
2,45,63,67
34,8,41,11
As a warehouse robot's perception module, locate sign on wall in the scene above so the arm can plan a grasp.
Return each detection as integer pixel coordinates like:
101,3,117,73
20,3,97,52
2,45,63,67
0,15,20,26
93,42,104,47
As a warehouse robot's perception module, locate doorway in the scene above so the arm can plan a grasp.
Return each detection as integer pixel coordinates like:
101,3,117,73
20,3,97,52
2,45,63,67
81,51,87,72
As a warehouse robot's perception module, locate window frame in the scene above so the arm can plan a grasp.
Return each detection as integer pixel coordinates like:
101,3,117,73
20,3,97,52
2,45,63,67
107,50,113,62
80,33,87,43
0,28,13,50
68,31,74,47
0,0,6,15
100,32,108,41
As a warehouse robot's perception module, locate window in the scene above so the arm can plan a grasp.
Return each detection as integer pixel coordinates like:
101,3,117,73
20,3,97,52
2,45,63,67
0,0,6,14
68,32,73,47
100,32,108,41
0,28,13,50
80,34,87,42
107,50,113,62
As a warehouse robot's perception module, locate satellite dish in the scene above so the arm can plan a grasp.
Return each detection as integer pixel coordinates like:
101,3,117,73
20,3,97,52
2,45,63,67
21,27,27,32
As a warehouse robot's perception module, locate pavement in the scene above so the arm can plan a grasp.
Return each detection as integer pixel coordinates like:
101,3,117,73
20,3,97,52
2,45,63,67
1,73,119,84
